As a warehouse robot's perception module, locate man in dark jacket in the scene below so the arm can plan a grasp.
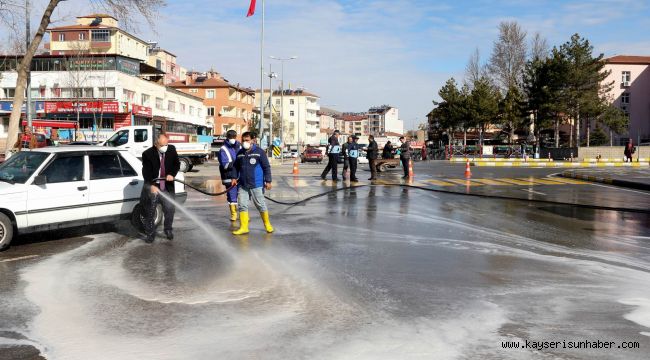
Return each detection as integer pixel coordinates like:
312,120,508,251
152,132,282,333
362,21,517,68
232,132,273,235
382,141,394,159
141,133,180,243
342,136,353,179
218,130,241,221
366,134,378,180
320,130,341,181
399,136,412,179
347,135,360,182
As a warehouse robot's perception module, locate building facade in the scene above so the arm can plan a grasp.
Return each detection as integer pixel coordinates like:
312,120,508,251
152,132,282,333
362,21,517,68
603,55,650,144
170,71,255,135
368,105,403,136
146,44,182,85
257,89,321,147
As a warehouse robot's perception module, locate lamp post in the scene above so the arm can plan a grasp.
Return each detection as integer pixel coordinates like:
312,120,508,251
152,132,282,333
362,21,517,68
266,66,277,155
269,56,297,162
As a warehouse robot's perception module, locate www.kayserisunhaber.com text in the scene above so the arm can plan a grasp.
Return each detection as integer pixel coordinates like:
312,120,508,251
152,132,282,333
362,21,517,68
502,340,640,351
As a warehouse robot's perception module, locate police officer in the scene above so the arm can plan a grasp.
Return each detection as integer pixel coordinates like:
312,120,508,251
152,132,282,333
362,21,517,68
320,130,341,181
399,136,412,179
141,133,180,243
347,135,360,182
342,135,353,179
218,130,241,221
365,135,378,180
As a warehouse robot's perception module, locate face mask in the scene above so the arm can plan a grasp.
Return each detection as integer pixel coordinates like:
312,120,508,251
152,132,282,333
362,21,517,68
242,141,251,150
159,145,168,153
229,139,236,145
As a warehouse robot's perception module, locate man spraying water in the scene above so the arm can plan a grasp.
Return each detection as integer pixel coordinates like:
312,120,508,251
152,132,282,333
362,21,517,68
231,132,274,235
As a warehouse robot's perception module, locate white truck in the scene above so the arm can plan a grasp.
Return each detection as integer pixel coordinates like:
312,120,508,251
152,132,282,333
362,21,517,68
102,125,210,172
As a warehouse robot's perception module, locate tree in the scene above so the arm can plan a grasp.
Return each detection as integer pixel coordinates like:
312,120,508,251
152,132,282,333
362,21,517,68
2,0,165,154
530,32,549,61
589,126,608,146
599,105,628,146
465,48,487,87
433,78,466,145
467,76,500,145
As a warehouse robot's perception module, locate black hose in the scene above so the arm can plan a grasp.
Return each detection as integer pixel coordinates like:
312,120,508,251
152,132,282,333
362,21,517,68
153,177,235,196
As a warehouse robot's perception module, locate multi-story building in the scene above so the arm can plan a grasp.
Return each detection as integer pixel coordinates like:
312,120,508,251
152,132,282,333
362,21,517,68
0,54,205,144
256,89,321,147
368,105,403,136
170,70,255,135
146,43,182,84
46,14,149,62
602,55,650,144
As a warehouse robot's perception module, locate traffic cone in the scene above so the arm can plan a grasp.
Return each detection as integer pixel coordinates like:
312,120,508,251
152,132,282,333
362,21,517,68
292,160,299,175
464,159,472,179
408,159,414,178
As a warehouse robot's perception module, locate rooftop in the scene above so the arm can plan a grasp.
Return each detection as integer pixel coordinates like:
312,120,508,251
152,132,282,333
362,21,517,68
77,14,118,20
605,55,650,65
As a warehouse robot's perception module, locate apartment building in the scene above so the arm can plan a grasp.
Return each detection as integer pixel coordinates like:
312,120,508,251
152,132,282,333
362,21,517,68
170,71,254,135
603,55,650,144
367,105,403,136
46,14,149,62
256,89,321,146
147,43,182,84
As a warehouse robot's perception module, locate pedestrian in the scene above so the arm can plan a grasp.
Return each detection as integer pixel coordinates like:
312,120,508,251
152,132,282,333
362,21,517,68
382,141,393,159
141,133,180,243
399,136,412,179
13,125,37,151
218,130,241,221
366,134,378,180
342,136,353,179
320,130,341,181
50,128,59,146
232,132,274,235
624,141,635,162
348,135,360,182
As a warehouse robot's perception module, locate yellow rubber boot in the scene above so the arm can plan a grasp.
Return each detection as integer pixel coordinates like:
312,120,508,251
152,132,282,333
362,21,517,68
260,211,274,233
233,212,249,235
229,204,238,221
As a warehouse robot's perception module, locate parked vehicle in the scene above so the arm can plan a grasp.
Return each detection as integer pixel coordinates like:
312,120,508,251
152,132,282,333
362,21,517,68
300,148,323,163
282,150,298,159
102,125,209,172
0,147,187,251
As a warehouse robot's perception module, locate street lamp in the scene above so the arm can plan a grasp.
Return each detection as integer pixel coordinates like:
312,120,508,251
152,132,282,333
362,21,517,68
266,67,277,154
269,56,297,160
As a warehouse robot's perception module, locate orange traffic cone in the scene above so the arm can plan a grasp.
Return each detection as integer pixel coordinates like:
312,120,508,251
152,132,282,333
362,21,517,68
292,160,299,175
464,159,472,179
408,159,414,178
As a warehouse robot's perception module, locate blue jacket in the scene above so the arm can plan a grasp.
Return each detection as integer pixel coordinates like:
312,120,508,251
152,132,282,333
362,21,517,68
218,140,241,183
235,144,272,189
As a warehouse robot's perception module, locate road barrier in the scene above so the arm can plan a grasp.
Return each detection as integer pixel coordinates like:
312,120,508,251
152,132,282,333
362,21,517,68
464,159,472,178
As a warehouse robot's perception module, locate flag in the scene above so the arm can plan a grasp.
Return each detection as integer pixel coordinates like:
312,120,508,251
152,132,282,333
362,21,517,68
247,0,257,17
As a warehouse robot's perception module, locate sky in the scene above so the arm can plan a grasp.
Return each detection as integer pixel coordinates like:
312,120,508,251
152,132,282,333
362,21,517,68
18,0,650,130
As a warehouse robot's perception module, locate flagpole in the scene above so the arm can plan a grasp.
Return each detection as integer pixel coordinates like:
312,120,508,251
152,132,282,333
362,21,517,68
258,0,265,137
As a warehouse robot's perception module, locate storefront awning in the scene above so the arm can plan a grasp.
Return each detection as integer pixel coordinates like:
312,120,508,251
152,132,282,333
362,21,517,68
22,120,77,128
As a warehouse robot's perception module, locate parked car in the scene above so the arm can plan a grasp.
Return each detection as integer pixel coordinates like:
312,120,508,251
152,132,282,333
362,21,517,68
67,141,100,146
300,148,323,163
282,150,298,159
0,147,187,251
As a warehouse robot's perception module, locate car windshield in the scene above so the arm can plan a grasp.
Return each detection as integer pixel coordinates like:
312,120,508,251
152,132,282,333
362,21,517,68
0,151,50,184
105,130,129,147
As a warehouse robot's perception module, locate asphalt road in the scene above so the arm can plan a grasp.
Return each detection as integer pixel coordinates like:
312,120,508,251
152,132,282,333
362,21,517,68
1,161,649,359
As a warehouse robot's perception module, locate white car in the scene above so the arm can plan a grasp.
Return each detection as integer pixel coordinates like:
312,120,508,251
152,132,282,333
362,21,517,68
0,147,187,251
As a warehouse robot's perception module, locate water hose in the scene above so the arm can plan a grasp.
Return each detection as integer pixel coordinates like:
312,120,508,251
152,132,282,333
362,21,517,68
156,178,650,214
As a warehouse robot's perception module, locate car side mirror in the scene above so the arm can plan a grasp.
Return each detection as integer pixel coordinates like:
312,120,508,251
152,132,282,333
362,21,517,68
33,175,47,186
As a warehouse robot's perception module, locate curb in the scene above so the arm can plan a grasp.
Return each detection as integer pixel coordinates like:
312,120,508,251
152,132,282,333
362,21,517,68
561,171,650,191
470,161,649,168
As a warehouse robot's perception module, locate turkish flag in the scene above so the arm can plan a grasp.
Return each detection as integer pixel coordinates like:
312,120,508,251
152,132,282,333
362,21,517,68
247,0,256,17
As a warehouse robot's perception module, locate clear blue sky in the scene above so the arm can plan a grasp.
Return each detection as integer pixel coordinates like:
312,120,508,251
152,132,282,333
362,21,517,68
51,0,650,130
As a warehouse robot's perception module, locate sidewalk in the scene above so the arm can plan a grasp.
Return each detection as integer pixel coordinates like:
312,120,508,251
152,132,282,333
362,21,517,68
560,168,650,191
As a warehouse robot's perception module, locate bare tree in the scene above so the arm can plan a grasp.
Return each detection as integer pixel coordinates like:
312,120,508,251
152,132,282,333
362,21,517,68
3,0,165,154
465,48,487,88
488,21,527,91
530,32,549,61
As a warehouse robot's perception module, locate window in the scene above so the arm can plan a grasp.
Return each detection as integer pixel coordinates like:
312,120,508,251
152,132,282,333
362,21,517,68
167,101,176,112
78,33,85,40
189,106,195,115
58,33,65,41
134,129,148,143
622,71,631,85
290,110,295,117
123,89,135,102
106,129,129,146
621,92,630,104
290,99,295,105
189,88,198,93
155,97,163,110
98,87,115,98
141,94,150,106
79,118,94,129
276,99,280,105
180,103,185,113
90,154,135,180
40,156,84,183
91,29,110,42
206,89,215,99
207,107,215,116
3,88,16,98
156,59,162,70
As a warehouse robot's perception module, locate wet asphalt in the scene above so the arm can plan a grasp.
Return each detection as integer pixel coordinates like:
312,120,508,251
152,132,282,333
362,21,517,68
1,161,649,359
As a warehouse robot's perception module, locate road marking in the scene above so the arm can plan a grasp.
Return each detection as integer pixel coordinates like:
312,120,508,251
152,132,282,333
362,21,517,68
517,177,565,185
424,179,456,186
496,178,534,185
470,178,511,185
588,182,650,196
522,189,547,195
445,178,482,186
0,255,40,263
547,177,589,185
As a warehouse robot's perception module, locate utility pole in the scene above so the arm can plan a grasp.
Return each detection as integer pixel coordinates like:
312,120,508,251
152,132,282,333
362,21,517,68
26,0,32,129
258,0,265,137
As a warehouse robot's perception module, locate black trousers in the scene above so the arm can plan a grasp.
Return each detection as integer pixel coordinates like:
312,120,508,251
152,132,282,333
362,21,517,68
349,158,358,180
321,154,339,179
401,156,410,177
141,186,176,237
368,159,377,179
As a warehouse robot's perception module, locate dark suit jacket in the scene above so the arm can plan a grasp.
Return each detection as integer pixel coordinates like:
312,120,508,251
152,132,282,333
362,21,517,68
142,144,180,193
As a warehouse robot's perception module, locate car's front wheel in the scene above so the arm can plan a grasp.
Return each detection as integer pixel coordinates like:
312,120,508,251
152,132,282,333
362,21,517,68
0,213,14,251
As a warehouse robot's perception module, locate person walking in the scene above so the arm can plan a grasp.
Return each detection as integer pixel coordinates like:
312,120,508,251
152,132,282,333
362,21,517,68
342,136,353,179
348,135,360,182
382,141,393,159
13,125,37,151
366,134,378,180
141,133,180,243
320,130,341,181
232,132,274,235
624,141,635,162
399,136,412,179
218,130,241,221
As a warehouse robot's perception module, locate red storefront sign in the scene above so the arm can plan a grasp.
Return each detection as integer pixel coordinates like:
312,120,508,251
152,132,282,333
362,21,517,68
131,104,153,117
45,101,120,114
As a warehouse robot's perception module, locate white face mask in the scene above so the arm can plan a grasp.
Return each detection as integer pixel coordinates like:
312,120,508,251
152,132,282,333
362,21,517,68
159,145,168,153
228,139,236,145
242,141,251,150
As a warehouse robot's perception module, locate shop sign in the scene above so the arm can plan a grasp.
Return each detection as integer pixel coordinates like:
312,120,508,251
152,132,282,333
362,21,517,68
131,104,153,117
45,101,120,113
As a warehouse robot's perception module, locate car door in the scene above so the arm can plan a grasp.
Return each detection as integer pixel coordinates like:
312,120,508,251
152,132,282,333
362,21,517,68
87,152,141,220
133,128,150,158
27,153,89,226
